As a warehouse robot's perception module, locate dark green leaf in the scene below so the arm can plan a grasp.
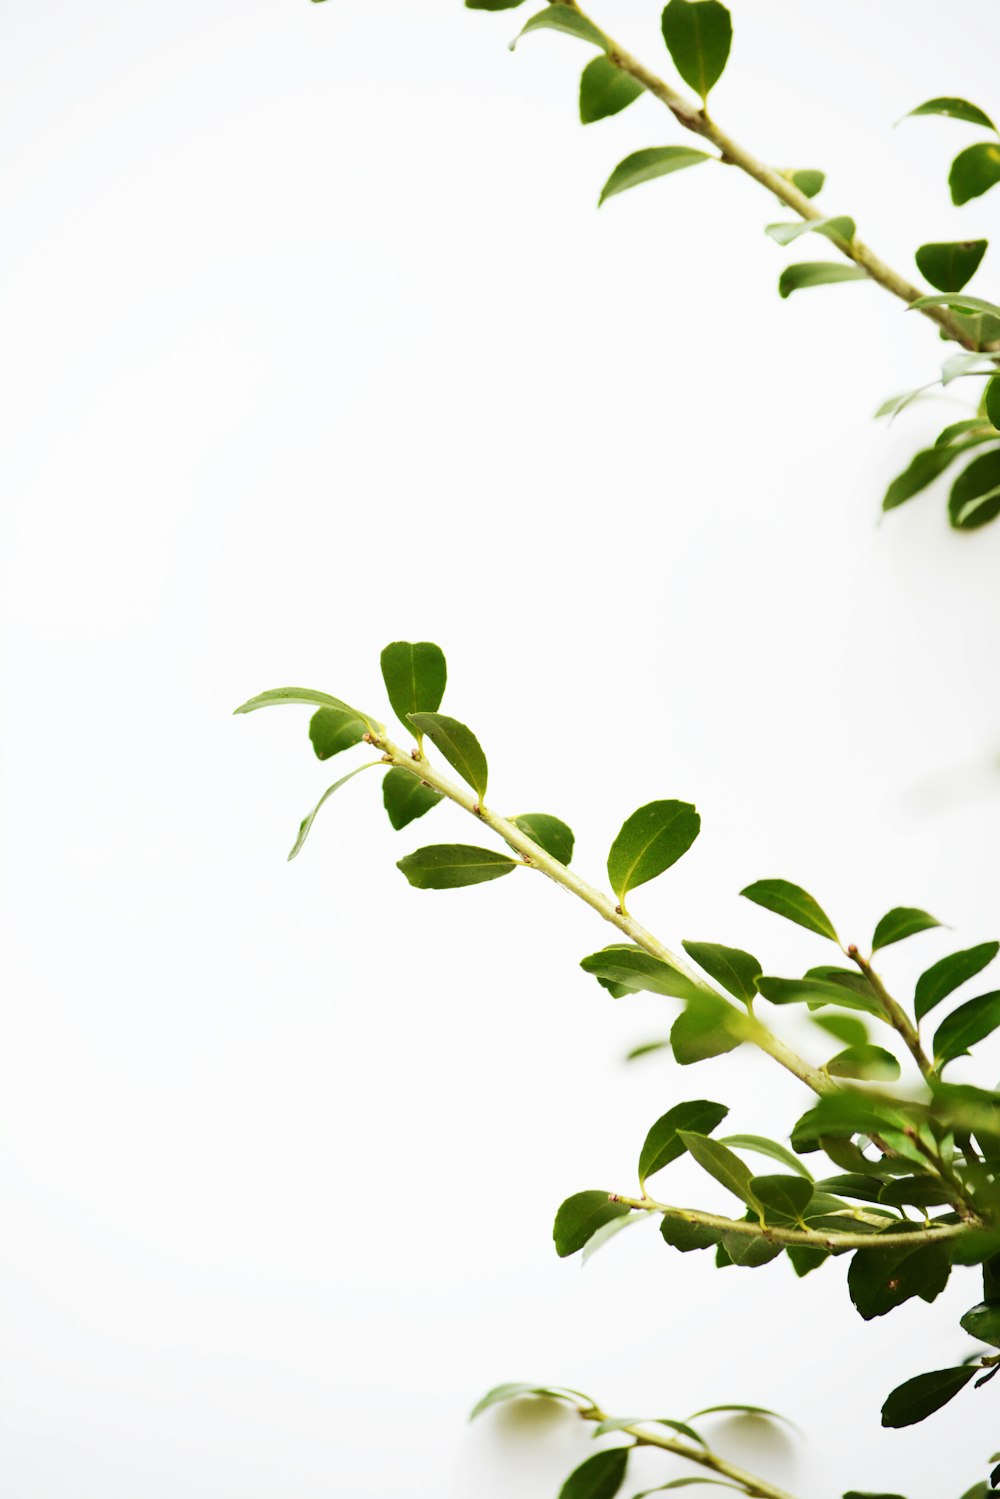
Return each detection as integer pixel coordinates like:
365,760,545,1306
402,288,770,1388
950,143,1000,205
676,1131,757,1206
607,800,701,908
466,0,528,9
660,1215,722,1252
933,990,1000,1069
848,1239,951,1320
513,7,608,50
598,147,711,206
382,767,443,831
722,1228,783,1267
638,1099,729,1187
881,1365,976,1428
842,1493,909,1499
469,1382,591,1419
787,1245,829,1277
558,1448,629,1499
879,1176,955,1209
882,443,976,512
916,240,988,293
915,942,999,1021
816,1174,886,1203
681,941,761,1004
660,0,732,100
903,97,997,130
827,1045,901,1082
740,879,839,941
810,1013,870,1047
553,1191,631,1258
765,216,855,247
791,1091,921,1153
788,169,825,198
408,712,488,799
287,761,380,860
510,812,574,865
757,975,885,1019
396,843,517,890
580,55,644,123
718,1134,813,1179
872,907,940,952
379,641,447,736
961,1299,1000,1346
987,376,1000,430
670,993,748,1064
778,262,869,298
308,705,367,760
580,945,707,1001
950,449,1000,530
750,1174,813,1223
233,686,379,731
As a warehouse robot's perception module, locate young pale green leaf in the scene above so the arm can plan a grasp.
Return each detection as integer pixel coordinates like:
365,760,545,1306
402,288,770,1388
909,292,1000,317
903,97,997,130
810,1013,870,1047
408,712,488,799
987,376,1000,430
915,240,988,293
936,419,988,443
382,767,443,831
740,879,839,941
881,1365,976,1428
676,1131,757,1206
681,941,761,1005
719,1135,813,1180
915,942,999,1021
510,812,574,865
950,449,1000,530
633,1483,743,1496
470,1382,591,1419
396,844,517,890
553,1191,631,1258
882,443,976,512
670,993,748,1065
234,686,378,731
778,262,869,298
765,216,855,247
638,1099,729,1187
787,168,825,198
961,1299,1000,1346
287,761,380,861
557,1447,629,1499
308,705,367,761
580,945,707,1001
580,55,644,124
950,143,1000,205
826,1045,901,1082
660,0,732,101
871,907,940,952
512,7,608,50
607,800,700,908
848,1239,951,1320
599,147,711,206
933,990,1000,1069
750,1174,814,1224
379,641,446,736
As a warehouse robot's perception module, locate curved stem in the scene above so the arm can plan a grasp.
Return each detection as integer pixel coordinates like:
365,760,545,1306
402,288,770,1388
579,1406,801,1499
846,945,933,1080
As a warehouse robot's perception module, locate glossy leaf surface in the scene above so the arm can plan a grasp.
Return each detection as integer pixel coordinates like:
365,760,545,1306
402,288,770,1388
396,843,516,889
553,1191,631,1258
950,143,1000,205
880,1366,975,1428
382,767,443,831
379,641,446,735
741,879,839,941
638,1099,729,1187
914,941,999,1021
510,812,575,865
681,941,761,1004
607,800,701,906
408,712,488,798
871,907,940,952
599,147,711,206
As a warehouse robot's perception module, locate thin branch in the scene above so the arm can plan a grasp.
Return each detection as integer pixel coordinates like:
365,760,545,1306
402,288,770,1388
846,945,934,1080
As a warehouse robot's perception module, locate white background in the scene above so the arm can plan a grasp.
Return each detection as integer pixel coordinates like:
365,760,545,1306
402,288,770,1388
3,1,1000,1495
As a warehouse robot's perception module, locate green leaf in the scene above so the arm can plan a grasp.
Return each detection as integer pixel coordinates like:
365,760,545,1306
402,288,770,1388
408,712,488,799
676,1131,757,1206
915,942,999,1021
961,1299,1000,1346
660,1215,722,1252
740,879,839,941
681,942,761,1005
903,97,997,130
916,240,988,293
379,641,447,737
787,169,825,198
882,443,977,512
988,376,1000,430
842,1493,909,1499
466,0,526,8
909,292,1000,317
553,1191,631,1258
765,216,855,247
469,1382,591,1419
580,945,707,1002
591,1416,705,1447
826,1045,901,1082
638,1099,729,1187
871,907,941,952
950,143,1000,205
382,767,443,831
757,974,885,1018
607,800,701,908
878,1176,954,1210
688,1404,793,1427
787,1245,828,1277
626,1039,671,1061
790,1091,922,1153
881,1366,976,1428
933,990,1000,1069
598,147,711,206
580,55,644,124
778,262,869,298
950,449,1000,529
750,1174,814,1223
308,705,367,761
670,993,748,1064
810,1013,870,1047
233,686,378,731
848,1239,951,1320
287,761,380,861
814,1174,886,1203
722,1227,783,1268
719,1135,813,1179
510,812,574,865
660,0,732,102
512,7,608,51
558,1448,629,1499
396,843,517,890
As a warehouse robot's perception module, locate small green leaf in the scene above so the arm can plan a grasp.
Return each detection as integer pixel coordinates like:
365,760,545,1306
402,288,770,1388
750,1174,814,1223
676,1131,758,1206
741,879,839,941
810,1013,870,1047
758,974,884,1018
871,907,940,952
287,761,380,860
670,993,748,1064
909,292,1000,317
580,945,707,1001
826,1045,901,1082
396,843,517,890
950,143,1000,205
660,0,732,101
607,800,701,908
916,942,999,1021
933,990,1000,1069
778,262,869,298
469,1382,591,1419
721,1228,783,1268
882,443,978,512
408,712,488,799
638,1099,729,1187
234,686,378,731
553,1191,631,1258
660,1215,721,1252
510,812,574,865
512,7,608,51
903,97,997,130
598,147,711,206
848,1239,951,1320
881,1366,976,1428
916,240,989,293
580,55,644,124
961,1299,1000,1346
626,1039,671,1061
379,641,447,737
765,216,855,247
308,705,367,761
786,169,825,198
382,767,443,831
558,1447,629,1499
987,376,1000,430
688,1404,794,1427
681,942,761,1005
787,1245,828,1277
950,449,1000,529
719,1134,813,1180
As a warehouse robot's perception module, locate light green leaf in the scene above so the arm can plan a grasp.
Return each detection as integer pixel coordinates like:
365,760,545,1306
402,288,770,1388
553,1190,631,1258
950,142,1000,205
660,0,732,101
765,216,855,247
960,1299,1000,1346
308,706,367,761
909,292,1000,318
676,1131,758,1206
790,1091,922,1153
871,906,940,952
607,800,701,908
234,686,379,731
810,1013,870,1048
826,1045,901,1082
933,989,1000,1069
510,812,574,865
915,942,999,1021
915,240,988,293
599,147,711,206
581,1210,643,1264
718,1134,813,1180
408,712,488,799
750,1174,814,1223
670,993,748,1064
740,878,839,941
786,168,825,198
950,449,1000,529
558,1447,629,1499
688,1404,795,1428
379,641,446,737
626,1039,671,1061
778,262,869,298
287,761,380,861
681,941,761,1005
882,443,978,512
880,1366,975,1428
512,6,608,51
903,97,997,130
469,1382,591,1419
638,1099,729,1187
580,945,708,1002
396,843,517,890
580,55,644,124
382,766,443,831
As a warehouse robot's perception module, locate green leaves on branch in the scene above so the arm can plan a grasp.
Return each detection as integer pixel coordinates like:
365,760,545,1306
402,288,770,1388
465,0,527,10
765,216,855,248
784,168,825,199
961,1300,1000,1347
676,1131,757,1208
233,685,379,732
932,990,1000,1071
681,942,761,1005
988,377,1000,430
558,1448,629,1499
915,240,988,293
469,1382,592,1420
607,801,700,909
512,7,608,51
949,450,1000,530
660,0,732,102
638,1099,728,1188
382,767,443,831
826,1045,900,1082
915,942,999,1021
670,993,748,1064
871,906,940,952
740,879,839,941
881,442,987,514
510,812,575,864
408,712,489,799
598,147,711,206
777,262,869,298
396,843,518,889
553,1191,631,1258
950,144,1000,206
580,945,707,1001
580,56,643,124
880,1366,977,1428
903,98,997,131
380,641,446,737
848,1238,951,1321
308,706,367,760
